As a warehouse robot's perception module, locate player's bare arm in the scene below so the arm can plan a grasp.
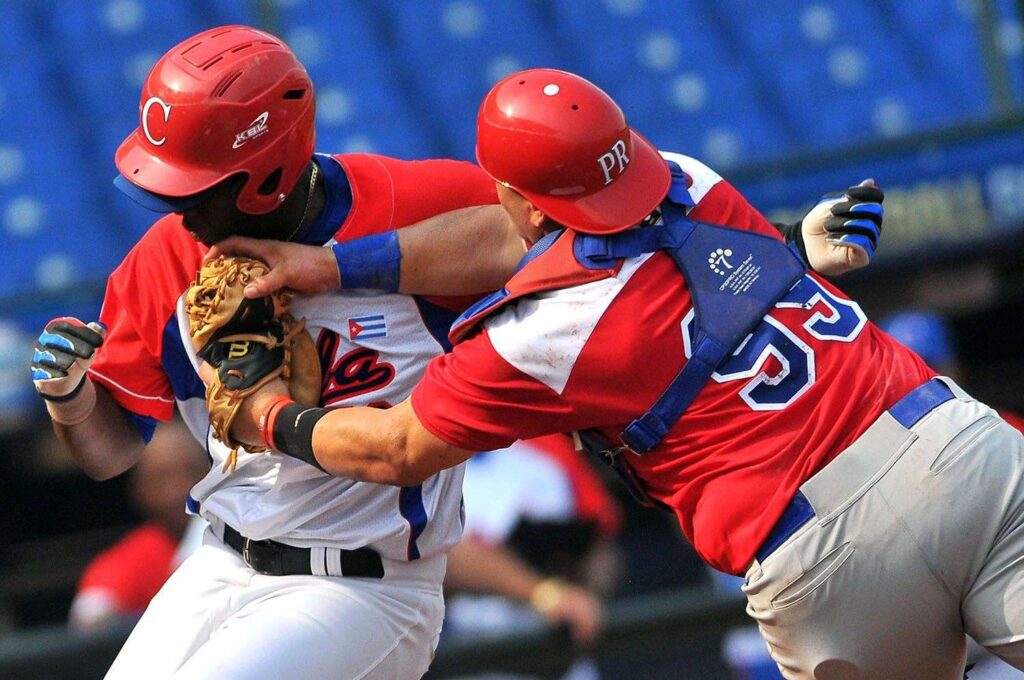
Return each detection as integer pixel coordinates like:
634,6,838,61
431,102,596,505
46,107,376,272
208,204,524,298
54,385,146,480
446,538,603,644
31,317,145,479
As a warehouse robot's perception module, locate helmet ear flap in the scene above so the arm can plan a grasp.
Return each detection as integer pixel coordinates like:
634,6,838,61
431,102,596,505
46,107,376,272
257,168,284,196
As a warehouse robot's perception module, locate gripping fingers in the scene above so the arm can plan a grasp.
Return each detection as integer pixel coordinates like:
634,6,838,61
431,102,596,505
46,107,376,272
829,233,875,258
32,318,107,399
32,345,78,378
39,318,106,358
824,180,884,259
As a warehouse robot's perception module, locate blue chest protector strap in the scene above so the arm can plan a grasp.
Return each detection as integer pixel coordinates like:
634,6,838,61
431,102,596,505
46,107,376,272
574,201,807,454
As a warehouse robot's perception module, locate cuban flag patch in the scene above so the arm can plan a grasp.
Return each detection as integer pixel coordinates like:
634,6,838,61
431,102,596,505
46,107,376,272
348,314,388,340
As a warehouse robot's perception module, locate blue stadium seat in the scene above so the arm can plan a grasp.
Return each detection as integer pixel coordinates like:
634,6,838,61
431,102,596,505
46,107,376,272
0,43,127,298
383,1,571,159
197,0,260,27
274,1,442,158
45,0,208,181
994,0,1024,104
549,0,731,81
879,0,991,119
0,3,40,60
548,0,791,166
714,1,958,150
613,62,787,170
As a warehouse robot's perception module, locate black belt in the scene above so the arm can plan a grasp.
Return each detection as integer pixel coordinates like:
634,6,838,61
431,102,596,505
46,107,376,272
221,524,384,579
755,378,956,563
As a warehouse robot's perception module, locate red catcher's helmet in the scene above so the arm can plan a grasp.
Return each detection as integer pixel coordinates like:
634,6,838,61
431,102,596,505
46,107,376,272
115,25,315,215
476,69,670,234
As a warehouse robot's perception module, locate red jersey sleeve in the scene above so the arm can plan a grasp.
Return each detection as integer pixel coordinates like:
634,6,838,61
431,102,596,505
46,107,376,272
689,179,780,239
89,216,206,420
411,332,595,452
333,154,497,239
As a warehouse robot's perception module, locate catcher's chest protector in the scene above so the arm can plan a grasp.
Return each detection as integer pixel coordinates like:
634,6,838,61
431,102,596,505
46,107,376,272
450,191,807,507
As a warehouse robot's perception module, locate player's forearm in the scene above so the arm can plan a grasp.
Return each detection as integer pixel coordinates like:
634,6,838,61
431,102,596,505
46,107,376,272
53,382,145,480
445,537,545,602
251,394,467,485
396,205,524,295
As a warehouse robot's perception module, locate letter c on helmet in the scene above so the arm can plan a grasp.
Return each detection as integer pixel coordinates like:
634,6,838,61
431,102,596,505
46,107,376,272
142,96,171,146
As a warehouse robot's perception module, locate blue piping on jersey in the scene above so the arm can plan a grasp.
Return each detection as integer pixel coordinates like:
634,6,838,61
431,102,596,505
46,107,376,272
124,410,158,443
413,296,460,353
162,314,205,402
399,485,428,560
122,313,203,443
298,154,354,246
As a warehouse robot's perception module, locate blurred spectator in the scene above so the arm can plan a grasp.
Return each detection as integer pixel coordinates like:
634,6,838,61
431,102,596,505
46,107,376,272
443,434,622,679
879,310,1024,430
68,417,207,632
0,321,35,435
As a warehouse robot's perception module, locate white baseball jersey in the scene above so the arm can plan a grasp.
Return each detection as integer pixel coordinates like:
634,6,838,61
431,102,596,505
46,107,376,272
177,289,466,562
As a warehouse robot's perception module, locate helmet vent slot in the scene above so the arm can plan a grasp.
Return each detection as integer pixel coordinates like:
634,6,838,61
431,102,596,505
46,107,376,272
213,71,244,97
282,89,306,100
202,56,223,71
257,168,283,196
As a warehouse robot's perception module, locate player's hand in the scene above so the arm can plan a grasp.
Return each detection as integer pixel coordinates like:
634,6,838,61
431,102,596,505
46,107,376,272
800,179,884,276
31,318,106,400
530,578,603,646
205,236,340,299
197,361,289,448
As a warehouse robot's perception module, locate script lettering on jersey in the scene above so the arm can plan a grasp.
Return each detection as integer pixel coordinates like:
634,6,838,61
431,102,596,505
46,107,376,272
317,330,396,404
597,138,630,185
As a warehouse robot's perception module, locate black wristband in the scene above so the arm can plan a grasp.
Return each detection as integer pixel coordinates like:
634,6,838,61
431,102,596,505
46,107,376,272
39,375,87,403
773,221,809,267
272,403,330,472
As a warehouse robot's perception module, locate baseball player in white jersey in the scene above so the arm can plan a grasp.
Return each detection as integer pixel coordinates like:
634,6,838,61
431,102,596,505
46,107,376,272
28,26,510,679
106,290,467,679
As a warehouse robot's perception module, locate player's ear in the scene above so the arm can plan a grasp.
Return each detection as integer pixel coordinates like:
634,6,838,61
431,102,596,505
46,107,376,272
525,201,548,229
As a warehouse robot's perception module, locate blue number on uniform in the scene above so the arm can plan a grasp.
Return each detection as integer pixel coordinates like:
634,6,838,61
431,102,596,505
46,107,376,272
775,276,866,342
683,275,866,410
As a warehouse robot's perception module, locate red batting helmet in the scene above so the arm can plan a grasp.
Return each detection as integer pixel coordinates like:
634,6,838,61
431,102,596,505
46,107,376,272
476,69,670,234
115,25,316,215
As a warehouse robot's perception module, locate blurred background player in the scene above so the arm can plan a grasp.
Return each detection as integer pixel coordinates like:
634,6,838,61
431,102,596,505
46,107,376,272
444,434,621,680
879,310,1024,432
68,417,207,632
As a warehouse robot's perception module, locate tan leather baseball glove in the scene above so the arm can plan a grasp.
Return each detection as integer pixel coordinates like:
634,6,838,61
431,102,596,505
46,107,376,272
186,256,321,472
